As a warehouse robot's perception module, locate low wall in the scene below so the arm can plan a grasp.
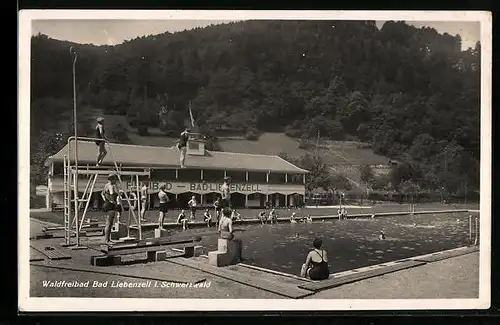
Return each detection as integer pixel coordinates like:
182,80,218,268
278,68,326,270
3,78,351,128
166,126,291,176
130,209,472,231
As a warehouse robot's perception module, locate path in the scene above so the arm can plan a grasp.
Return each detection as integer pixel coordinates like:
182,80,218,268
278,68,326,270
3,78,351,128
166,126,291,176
308,251,479,299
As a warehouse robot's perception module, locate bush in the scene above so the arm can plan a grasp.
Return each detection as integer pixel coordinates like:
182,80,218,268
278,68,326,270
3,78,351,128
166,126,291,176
137,126,149,136
298,138,314,150
245,128,260,141
284,126,303,138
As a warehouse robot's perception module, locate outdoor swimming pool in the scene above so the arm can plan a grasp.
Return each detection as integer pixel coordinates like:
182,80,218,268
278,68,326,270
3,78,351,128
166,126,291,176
147,212,478,276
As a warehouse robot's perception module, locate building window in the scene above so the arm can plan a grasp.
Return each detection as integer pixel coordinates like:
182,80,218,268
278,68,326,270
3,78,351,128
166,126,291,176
268,172,286,184
178,168,202,182
247,171,267,183
248,193,262,200
288,173,305,185
150,168,176,181
226,170,246,182
53,163,64,176
189,142,199,150
203,169,225,182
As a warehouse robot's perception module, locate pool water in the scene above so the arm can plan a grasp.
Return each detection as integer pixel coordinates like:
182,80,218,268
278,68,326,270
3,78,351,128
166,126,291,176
145,212,478,276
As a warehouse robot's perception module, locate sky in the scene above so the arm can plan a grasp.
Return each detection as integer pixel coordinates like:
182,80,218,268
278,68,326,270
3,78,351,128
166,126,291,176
31,19,481,51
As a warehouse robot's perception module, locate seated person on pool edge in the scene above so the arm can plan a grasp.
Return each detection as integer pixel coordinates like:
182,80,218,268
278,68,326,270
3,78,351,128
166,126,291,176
301,238,330,280
218,208,243,261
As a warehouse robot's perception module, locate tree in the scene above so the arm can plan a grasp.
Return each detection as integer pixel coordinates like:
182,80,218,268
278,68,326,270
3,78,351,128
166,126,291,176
360,164,375,184
30,21,480,195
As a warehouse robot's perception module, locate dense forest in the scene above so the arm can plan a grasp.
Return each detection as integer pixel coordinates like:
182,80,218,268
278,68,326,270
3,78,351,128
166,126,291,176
30,20,480,197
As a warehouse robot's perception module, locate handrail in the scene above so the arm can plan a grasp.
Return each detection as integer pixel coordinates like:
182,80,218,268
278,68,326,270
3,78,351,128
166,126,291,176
67,136,112,146
66,135,147,240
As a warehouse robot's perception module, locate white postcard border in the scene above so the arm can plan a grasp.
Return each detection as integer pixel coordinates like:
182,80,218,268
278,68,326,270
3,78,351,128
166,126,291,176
18,9,492,312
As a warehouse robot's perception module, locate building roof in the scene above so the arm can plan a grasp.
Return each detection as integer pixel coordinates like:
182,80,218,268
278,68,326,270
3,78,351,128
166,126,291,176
46,141,309,174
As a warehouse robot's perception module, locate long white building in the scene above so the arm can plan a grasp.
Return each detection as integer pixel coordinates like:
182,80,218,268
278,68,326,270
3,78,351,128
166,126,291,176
44,137,308,210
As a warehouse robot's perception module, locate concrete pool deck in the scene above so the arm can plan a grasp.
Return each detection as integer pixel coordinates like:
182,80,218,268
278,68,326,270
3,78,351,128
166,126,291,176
27,218,479,301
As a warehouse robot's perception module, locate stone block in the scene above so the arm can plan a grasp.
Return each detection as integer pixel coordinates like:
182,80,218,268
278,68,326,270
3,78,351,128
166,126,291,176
208,239,242,267
155,250,167,261
111,223,128,240
194,245,204,257
218,238,240,253
154,228,169,238
208,251,232,267
91,255,113,267
184,245,195,258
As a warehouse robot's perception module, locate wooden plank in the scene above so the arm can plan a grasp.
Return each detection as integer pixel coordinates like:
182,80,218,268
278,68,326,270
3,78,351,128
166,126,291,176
299,260,426,292
30,242,72,260
30,262,206,284
30,248,45,262
168,257,314,299
103,235,202,252
414,246,479,263
102,242,196,256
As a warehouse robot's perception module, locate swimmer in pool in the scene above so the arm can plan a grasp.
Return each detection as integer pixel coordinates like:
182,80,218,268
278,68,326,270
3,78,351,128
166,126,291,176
378,231,386,240
290,212,297,223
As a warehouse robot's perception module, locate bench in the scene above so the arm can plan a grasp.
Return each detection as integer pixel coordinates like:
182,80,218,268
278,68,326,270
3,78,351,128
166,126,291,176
208,238,242,267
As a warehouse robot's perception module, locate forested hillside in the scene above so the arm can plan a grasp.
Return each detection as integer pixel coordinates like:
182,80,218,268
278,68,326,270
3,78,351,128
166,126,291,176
30,20,480,196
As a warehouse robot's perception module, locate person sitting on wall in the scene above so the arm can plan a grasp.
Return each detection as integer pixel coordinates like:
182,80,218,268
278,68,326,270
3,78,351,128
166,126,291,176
258,211,267,224
300,238,330,280
301,214,312,223
176,209,189,231
337,208,348,220
268,209,278,224
218,208,243,261
231,209,242,221
101,174,119,244
203,208,212,228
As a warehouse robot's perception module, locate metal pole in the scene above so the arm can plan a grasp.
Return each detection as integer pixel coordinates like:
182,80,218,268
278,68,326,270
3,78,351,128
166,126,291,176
474,217,478,245
468,214,472,244
70,46,84,249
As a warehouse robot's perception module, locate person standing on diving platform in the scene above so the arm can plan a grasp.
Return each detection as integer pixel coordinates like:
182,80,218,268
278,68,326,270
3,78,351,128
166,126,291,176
95,117,107,166
177,128,190,168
